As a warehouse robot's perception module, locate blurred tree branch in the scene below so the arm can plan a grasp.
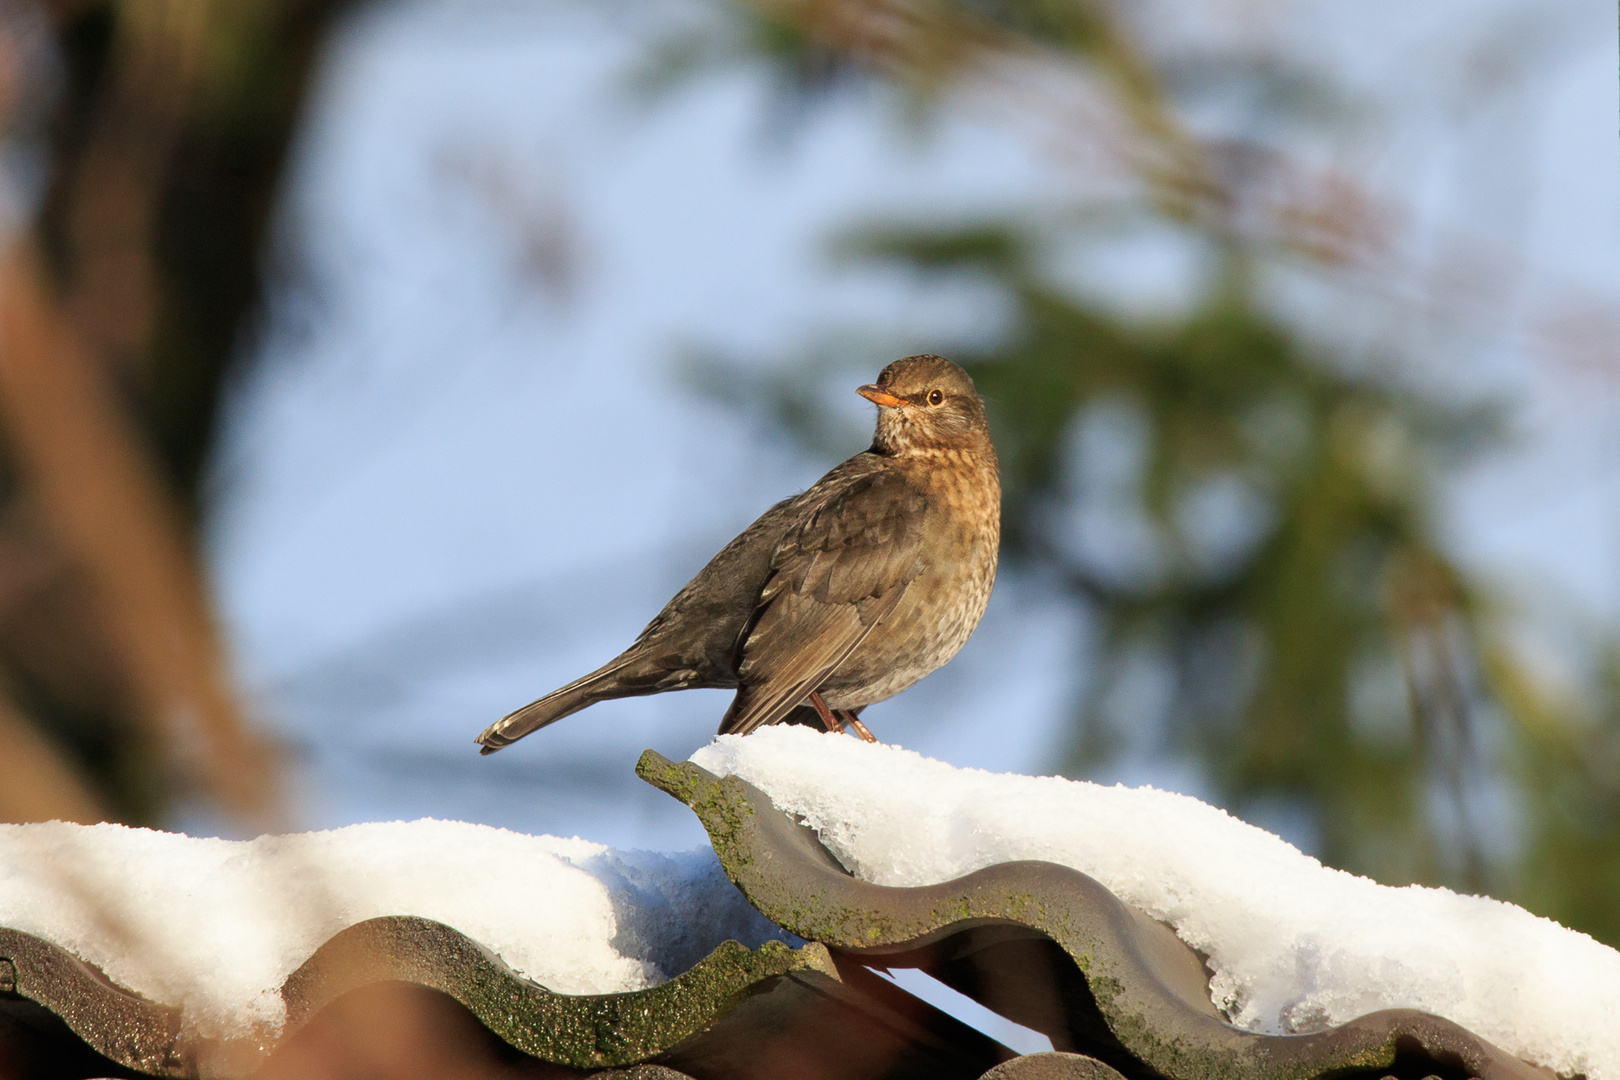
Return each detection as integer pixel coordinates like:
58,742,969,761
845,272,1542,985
689,0,1620,943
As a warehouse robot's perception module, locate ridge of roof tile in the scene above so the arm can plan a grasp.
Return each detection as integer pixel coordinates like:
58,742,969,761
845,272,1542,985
0,753,1570,1079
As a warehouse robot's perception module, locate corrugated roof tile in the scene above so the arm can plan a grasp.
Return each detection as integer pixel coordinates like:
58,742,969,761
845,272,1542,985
0,752,1569,1079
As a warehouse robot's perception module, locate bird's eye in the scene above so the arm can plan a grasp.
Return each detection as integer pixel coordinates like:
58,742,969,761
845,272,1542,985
927,389,944,406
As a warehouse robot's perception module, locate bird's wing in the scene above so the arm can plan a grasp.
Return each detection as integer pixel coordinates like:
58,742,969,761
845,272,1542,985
718,466,927,736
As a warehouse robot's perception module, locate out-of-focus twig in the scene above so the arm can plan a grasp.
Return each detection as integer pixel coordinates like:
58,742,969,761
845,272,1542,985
1387,548,1490,890
744,0,1218,212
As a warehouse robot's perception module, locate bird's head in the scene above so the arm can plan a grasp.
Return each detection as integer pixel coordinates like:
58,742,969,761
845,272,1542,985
858,355,992,458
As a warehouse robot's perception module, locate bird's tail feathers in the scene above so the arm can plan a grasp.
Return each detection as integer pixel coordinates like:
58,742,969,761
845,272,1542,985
476,654,641,754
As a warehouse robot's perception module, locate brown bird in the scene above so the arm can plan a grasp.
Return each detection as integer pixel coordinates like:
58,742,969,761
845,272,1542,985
475,354,999,753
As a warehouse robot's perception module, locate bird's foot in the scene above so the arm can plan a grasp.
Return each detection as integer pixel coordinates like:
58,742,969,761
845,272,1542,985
844,713,878,744
809,692,877,743
808,691,845,734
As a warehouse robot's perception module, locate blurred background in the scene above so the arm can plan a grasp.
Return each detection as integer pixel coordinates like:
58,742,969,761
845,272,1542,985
0,0,1615,948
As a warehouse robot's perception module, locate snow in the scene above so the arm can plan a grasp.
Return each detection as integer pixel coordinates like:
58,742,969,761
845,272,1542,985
5,728,1615,1073
692,726,1620,1080
0,820,778,1041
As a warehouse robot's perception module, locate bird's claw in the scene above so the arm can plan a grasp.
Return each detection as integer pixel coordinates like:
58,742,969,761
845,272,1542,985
808,691,845,734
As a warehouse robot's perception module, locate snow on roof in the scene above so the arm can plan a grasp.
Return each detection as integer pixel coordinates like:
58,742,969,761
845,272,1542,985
0,819,776,1040
691,726,1620,1080
3,726,1614,1076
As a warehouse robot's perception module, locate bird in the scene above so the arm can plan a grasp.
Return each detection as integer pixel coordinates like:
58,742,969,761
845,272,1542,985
475,354,999,753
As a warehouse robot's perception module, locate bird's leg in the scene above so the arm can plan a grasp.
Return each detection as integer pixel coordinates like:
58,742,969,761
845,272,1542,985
840,710,878,744
808,691,845,734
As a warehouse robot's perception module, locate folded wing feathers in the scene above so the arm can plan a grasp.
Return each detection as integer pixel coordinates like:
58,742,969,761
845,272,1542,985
719,468,927,735
720,583,909,735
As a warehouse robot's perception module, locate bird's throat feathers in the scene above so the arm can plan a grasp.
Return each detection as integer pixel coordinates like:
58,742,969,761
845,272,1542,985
871,400,997,466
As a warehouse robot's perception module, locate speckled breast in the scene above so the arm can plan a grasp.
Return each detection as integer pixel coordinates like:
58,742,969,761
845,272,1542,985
822,452,1000,710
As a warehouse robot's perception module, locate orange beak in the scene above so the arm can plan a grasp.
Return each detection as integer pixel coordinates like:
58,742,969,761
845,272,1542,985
857,384,906,408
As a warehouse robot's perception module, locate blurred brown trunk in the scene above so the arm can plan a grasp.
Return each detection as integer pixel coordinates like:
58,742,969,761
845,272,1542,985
0,241,277,822
57,0,210,377
0,0,350,827
0,691,106,824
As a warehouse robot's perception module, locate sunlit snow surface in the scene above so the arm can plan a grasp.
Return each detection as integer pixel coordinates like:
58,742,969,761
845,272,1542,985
0,821,779,1040
3,731,1617,1072
694,727,1620,1080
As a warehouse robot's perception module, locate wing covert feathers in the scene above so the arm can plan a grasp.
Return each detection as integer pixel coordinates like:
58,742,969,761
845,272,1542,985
719,464,927,736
